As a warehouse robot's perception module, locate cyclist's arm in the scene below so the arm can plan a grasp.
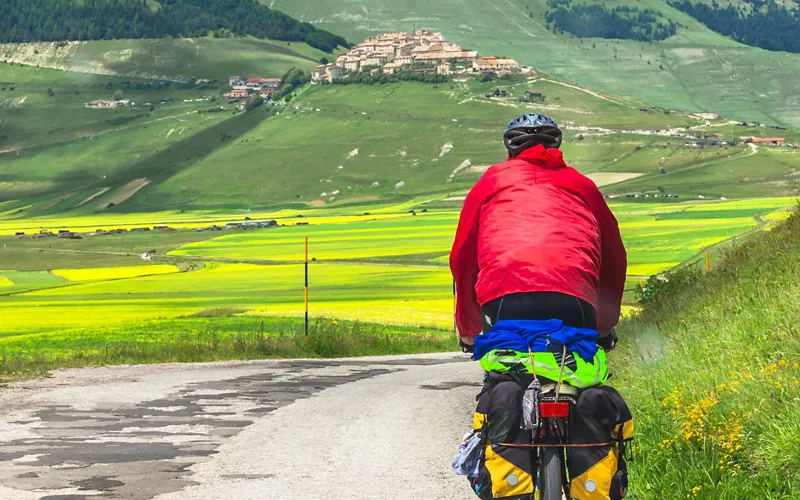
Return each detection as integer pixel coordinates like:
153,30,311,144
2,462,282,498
450,183,486,338
595,198,627,332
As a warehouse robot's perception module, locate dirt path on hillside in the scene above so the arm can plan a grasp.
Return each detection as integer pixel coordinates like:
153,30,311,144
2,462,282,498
100,178,151,208
76,187,111,207
532,78,626,106
586,172,644,187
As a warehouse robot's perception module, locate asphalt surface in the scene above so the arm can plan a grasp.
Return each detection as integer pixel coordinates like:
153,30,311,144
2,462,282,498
0,353,481,499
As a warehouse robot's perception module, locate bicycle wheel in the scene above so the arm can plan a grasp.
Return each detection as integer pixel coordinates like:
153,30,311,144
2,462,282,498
540,447,563,500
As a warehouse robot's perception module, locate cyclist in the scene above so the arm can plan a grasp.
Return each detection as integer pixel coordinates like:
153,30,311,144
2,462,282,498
450,113,626,360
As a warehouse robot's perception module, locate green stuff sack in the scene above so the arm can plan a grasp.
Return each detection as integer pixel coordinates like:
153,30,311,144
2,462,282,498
567,386,634,500
479,348,609,388
470,373,536,500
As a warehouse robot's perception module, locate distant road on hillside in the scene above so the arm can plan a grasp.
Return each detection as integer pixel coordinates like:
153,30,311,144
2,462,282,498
0,354,479,500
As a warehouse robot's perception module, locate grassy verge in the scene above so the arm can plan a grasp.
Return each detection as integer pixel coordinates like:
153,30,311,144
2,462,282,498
0,315,455,382
616,208,800,498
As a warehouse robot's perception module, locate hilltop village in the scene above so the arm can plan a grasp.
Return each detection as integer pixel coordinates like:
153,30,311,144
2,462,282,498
312,29,524,83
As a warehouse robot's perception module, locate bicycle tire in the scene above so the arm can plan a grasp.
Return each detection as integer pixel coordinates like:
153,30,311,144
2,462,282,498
540,447,563,500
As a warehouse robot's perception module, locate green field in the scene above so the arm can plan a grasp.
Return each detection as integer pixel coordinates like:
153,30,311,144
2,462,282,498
4,63,800,214
270,0,800,128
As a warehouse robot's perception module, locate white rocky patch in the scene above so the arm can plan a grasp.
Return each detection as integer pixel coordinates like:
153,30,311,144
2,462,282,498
450,159,472,180
440,142,454,157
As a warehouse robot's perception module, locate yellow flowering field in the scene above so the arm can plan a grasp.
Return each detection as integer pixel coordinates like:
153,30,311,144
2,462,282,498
51,265,180,282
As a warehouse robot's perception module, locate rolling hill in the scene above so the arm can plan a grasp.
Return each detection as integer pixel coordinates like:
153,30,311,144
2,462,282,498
268,0,800,128
0,37,329,81
2,61,799,216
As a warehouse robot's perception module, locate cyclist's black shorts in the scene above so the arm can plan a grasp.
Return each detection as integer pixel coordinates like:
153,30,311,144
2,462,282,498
481,291,597,333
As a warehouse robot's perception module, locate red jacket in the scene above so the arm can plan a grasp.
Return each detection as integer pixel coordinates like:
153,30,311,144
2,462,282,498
450,144,627,337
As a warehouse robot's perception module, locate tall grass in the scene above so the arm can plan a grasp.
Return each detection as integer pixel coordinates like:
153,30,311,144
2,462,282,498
0,316,455,381
616,209,800,498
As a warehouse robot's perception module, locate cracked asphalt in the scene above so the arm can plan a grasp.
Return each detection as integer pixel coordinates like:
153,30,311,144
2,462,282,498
0,353,481,499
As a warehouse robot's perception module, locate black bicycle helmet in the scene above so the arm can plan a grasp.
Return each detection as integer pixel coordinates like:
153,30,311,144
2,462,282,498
503,113,562,157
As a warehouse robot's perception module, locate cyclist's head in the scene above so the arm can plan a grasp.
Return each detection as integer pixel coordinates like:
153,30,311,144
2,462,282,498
503,113,562,157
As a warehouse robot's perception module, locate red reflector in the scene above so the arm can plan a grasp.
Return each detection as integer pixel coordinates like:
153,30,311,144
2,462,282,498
540,402,570,418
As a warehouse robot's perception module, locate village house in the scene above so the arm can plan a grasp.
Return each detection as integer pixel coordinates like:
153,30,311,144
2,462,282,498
229,76,244,87
374,41,397,57
437,63,453,75
225,89,249,99
312,63,345,83
341,57,361,72
524,89,545,102
397,42,417,57
748,137,785,145
246,77,281,90
473,56,520,74
382,61,408,74
363,54,389,67
415,50,478,64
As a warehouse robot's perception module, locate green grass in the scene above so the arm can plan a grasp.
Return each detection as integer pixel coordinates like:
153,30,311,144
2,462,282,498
0,37,327,81
270,0,800,127
0,316,455,380
0,270,64,285
4,64,800,211
614,208,800,497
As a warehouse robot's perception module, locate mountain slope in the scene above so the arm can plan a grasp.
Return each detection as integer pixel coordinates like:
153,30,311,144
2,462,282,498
0,0,348,53
0,37,327,81
616,208,800,497
3,63,800,213
268,0,800,127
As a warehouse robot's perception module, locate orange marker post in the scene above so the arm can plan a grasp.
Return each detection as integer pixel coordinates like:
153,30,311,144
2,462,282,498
706,250,711,273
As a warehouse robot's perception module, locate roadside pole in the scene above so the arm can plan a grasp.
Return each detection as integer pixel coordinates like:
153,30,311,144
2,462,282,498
305,237,309,336
706,250,711,273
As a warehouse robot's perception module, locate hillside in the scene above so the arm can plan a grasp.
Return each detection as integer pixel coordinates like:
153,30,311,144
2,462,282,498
0,37,329,81
0,0,348,53
269,0,800,128
615,207,800,496
2,63,800,215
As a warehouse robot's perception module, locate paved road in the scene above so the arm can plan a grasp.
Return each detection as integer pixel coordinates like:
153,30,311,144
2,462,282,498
0,353,481,499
